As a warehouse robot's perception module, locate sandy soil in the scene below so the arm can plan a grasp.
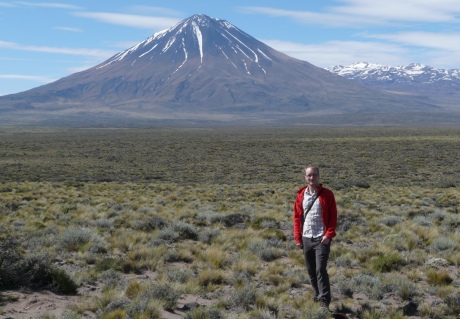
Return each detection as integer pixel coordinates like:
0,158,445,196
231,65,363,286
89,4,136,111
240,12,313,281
0,290,91,319
0,290,218,319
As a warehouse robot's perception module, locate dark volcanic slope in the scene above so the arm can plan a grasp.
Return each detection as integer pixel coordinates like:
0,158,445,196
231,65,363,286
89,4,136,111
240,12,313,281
0,14,441,125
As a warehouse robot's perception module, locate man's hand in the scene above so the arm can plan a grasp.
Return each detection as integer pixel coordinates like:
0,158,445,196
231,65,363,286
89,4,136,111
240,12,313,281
295,242,303,249
321,236,331,245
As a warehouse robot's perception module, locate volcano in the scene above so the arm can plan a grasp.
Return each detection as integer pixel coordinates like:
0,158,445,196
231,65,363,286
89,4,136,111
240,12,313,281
0,14,445,126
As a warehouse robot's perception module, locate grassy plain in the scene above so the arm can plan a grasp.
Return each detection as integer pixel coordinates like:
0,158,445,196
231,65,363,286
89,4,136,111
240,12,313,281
0,126,459,319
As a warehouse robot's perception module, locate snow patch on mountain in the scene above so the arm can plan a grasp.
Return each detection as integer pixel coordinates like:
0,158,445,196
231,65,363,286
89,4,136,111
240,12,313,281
96,14,272,76
326,62,460,84
192,21,204,63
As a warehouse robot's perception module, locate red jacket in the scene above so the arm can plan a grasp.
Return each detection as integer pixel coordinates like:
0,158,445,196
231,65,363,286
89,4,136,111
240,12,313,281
293,184,337,244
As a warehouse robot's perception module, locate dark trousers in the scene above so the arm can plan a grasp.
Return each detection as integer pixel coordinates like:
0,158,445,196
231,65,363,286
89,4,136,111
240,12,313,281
302,236,331,304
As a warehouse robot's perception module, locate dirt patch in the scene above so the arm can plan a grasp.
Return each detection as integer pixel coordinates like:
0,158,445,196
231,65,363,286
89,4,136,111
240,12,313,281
0,290,91,318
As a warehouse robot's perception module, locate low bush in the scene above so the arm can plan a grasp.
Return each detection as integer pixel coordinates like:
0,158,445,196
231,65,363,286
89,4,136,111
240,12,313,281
444,293,460,316
0,227,77,294
228,285,257,310
371,253,406,272
173,222,199,240
426,269,453,286
99,269,124,291
197,269,227,287
250,216,278,229
429,237,457,253
378,215,403,227
198,228,220,244
247,239,284,262
95,257,123,272
141,282,181,310
58,227,96,252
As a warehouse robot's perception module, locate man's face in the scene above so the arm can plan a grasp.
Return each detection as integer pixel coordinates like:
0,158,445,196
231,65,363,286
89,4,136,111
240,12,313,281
305,168,320,186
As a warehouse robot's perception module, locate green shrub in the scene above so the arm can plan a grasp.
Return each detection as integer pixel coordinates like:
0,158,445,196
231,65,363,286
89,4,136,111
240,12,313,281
221,213,250,227
50,268,79,294
250,216,278,229
142,282,181,310
198,228,220,244
228,285,256,310
247,240,284,262
133,215,168,231
0,227,77,294
336,279,354,297
166,268,192,284
125,280,142,300
173,222,198,240
429,237,457,253
103,297,131,314
350,274,394,300
95,257,123,272
388,275,417,300
372,253,406,272
197,269,227,286
426,269,453,286
444,293,460,315
378,215,402,227
99,269,124,291
58,227,94,252
125,294,161,318
156,227,180,243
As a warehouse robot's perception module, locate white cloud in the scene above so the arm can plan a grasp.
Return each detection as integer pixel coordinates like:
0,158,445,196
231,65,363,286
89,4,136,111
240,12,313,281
74,12,180,29
0,74,55,82
239,7,371,27
16,2,81,10
368,31,460,68
241,1,460,27
333,0,460,23
264,37,460,69
54,26,83,32
0,40,116,59
370,32,460,51
263,39,411,67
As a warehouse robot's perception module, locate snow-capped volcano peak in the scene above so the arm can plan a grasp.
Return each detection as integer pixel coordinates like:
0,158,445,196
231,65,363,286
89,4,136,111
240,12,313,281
97,14,272,76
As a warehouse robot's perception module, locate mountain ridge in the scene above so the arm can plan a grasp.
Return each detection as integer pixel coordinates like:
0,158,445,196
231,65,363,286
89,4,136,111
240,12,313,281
326,62,460,112
326,62,460,84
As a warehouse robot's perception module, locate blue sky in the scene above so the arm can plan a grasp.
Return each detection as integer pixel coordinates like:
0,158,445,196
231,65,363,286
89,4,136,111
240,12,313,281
1,0,460,96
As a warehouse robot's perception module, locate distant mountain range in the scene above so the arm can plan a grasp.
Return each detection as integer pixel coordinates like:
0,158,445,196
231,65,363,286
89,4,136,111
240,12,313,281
326,62,460,113
0,15,458,126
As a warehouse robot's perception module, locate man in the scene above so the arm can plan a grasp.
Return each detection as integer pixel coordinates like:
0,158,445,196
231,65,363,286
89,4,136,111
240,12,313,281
293,165,337,309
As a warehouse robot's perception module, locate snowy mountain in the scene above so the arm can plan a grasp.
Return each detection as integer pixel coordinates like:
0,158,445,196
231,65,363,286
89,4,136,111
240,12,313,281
326,63,460,112
0,15,454,126
326,62,460,85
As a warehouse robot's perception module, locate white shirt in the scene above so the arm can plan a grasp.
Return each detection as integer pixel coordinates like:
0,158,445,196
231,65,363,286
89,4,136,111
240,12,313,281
302,188,324,238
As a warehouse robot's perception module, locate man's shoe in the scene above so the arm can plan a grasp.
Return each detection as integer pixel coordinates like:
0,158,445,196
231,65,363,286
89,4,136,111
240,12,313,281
312,295,319,302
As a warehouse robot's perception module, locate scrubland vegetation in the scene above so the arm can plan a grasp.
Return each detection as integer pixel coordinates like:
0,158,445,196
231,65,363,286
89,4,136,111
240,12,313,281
0,126,459,319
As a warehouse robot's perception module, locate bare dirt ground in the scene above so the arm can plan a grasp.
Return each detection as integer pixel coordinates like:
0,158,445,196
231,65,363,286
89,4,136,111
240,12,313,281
0,290,90,319
0,289,216,319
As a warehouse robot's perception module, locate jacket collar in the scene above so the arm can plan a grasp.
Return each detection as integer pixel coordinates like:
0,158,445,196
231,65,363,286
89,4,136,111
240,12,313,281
298,184,323,195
